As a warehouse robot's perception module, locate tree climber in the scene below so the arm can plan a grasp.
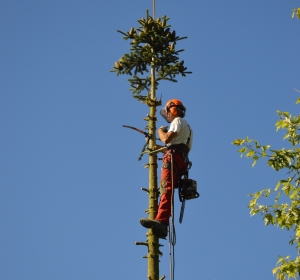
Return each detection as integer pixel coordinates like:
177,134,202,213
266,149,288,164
140,99,193,238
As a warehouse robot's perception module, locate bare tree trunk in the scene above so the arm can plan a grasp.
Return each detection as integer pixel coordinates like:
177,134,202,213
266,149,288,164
147,64,159,280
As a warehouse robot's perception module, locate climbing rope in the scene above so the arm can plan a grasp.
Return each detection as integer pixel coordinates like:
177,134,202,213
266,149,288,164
169,152,176,280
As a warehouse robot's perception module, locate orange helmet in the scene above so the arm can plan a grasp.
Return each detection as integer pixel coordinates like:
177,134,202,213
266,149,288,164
160,99,186,123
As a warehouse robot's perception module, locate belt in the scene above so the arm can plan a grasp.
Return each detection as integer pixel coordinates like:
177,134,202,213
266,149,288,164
167,144,189,157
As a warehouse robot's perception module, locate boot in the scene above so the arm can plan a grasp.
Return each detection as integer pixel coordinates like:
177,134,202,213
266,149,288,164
140,218,168,238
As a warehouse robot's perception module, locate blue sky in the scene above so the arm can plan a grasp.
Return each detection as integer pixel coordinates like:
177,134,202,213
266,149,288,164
1,1,300,279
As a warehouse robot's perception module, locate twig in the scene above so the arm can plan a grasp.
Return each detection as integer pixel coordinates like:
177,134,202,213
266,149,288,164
243,143,272,158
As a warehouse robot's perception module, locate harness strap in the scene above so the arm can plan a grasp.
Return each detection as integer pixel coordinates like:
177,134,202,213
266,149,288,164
168,144,189,156
167,144,190,171
186,125,192,148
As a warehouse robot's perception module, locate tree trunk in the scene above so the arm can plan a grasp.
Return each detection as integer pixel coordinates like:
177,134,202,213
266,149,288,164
147,65,159,280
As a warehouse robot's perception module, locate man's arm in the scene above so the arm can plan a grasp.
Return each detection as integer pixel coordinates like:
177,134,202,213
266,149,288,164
158,128,178,144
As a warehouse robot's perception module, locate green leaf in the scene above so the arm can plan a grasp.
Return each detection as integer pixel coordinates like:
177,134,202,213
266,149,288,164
283,134,290,140
264,213,275,225
252,155,259,167
245,136,252,143
262,145,271,151
232,139,244,146
272,267,279,274
238,147,247,153
246,150,255,158
296,97,300,104
265,188,271,197
290,190,299,199
275,181,281,191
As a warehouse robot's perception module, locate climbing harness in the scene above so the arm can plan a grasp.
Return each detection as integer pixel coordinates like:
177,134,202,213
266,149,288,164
165,143,199,225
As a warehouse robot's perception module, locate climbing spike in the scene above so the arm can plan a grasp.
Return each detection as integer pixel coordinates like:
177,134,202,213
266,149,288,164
159,276,166,280
141,188,150,193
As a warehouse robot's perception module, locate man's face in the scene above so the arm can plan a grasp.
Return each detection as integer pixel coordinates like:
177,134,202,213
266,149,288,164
167,110,176,122
160,105,177,123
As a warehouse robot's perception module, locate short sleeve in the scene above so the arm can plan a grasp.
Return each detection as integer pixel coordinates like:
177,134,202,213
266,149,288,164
169,118,181,133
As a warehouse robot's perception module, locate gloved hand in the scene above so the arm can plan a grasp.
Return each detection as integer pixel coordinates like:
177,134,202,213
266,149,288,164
159,126,168,133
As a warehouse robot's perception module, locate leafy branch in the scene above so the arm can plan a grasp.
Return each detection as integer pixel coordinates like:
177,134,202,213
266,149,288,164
232,136,271,167
233,98,300,279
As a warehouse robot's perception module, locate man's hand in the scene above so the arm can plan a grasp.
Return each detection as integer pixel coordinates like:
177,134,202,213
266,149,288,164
159,126,168,133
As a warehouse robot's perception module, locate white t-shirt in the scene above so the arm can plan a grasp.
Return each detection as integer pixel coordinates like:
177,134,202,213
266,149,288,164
167,117,193,151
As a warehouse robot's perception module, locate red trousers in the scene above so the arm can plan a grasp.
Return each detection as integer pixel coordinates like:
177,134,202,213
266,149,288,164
155,148,188,225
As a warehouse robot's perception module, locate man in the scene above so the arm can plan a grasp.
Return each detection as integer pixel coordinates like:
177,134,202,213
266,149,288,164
140,99,193,238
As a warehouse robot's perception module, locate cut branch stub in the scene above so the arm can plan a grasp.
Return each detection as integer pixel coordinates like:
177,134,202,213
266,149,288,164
135,242,149,247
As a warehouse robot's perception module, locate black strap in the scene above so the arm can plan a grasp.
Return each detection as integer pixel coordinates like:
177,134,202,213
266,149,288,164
186,125,192,147
168,144,189,157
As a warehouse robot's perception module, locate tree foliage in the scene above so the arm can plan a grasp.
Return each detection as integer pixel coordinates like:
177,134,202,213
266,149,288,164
292,8,300,19
111,11,191,105
233,98,300,280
